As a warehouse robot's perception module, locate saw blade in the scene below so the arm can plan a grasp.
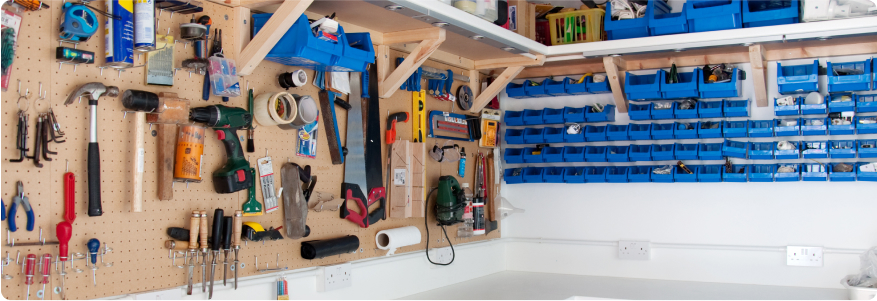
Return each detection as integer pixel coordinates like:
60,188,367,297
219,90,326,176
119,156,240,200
343,72,368,195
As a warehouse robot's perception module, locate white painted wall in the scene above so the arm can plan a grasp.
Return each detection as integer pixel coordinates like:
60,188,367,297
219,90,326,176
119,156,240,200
500,54,877,289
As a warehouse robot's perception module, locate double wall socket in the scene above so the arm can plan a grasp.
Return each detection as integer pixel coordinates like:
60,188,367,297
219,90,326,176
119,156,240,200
429,247,454,266
787,246,823,267
618,241,650,260
317,263,352,292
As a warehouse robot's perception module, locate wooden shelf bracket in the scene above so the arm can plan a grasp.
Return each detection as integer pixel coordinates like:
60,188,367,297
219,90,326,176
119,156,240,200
603,56,629,113
468,54,545,113
377,28,447,98
237,0,313,76
749,44,769,107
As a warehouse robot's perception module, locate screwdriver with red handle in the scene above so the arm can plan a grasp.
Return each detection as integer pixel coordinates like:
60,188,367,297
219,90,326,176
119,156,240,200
64,172,75,223
56,221,72,299
38,253,51,300
24,254,36,300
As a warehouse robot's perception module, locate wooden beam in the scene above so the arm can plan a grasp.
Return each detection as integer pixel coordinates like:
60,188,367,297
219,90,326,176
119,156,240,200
389,43,474,70
378,30,446,98
764,36,877,60
749,44,769,108
238,0,283,8
376,45,390,93
382,28,445,45
237,0,313,76
232,7,251,58
469,70,482,97
474,54,545,70
603,56,629,113
517,61,605,79
469,66,525,113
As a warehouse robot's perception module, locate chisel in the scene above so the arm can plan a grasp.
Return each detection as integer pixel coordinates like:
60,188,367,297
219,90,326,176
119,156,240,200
208,208,223,299
186,211,200,295
221,216,232,286
199,210,208,293
232,210,242,289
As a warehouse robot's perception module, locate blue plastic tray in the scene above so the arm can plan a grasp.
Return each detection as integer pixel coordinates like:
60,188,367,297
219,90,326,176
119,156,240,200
856,94,877,113
676,143,700,160
629,145,653,161
775,164,801,181
505,110,525,126
685,0,743,32
857,163,877,182
337,31,376,72
698,165,724,182
674,122,698,139
749,165,775,182
698,121,723,138
828,59,872,92
625,70,665,100
699,142,724,160
543,127,565,143
505,129,525,144
504,168,524,184
652,144,676,161
628,123,652,140
675,165,698,182
522,167,545,183
523,147,544,163
859,140,877,158
605,0,658,40
606,124,630,141
566,77,590,95
564,167,587,183
722,140,749,158
723,99,750,117
675,103,700,119
545,78,571,96
504,148,525,164
777,60,819,94
506,81,530,98
585,145,608,162
607,145,631,162
651,165,676,183
587,76,612,93
857,116,877,134
523,109,544,125
723,164,748,182
543,167,566,183
662,70,701,99
775,118,801,136
749,142,775,159
748,120,774,137
629,103,652,121
648,0,686,36
253,14,344,70
701,68,743,98
525,79,550,98
801,117,828,136
651,102,677,120
585,166,608,182
585,125,608,141
523,128,545,144
628,166,652,183
563,107,587,123
802,141,829,158
651,123,675,140
564,127,586,142
742,0,799,27
800,99,828,115
563,146,586,162
829,163,857,181
586,105,617,122
774,96,800,116
698,100,723,118
723,120,748,138
829,119,856,135
605,166,630,183
829,140,857,158
827,93,856,113
775,140,801,159
543,147,565,163
543,108,565,124
802,163,827,181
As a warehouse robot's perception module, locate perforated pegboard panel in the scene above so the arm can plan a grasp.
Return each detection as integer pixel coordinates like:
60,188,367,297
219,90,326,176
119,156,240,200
1,2,499,299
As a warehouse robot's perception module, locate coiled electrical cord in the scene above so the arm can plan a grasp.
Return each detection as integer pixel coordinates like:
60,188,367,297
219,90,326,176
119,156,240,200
424,187,456,266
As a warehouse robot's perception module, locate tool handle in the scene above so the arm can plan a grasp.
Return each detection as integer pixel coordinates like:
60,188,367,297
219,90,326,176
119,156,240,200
24,254,36,284
87,238,100,263
56,221,72,261
189,211,200,250
132,112,145,212
246,128,254,153
64,172,76,223
199,211,208,251
210,209,224,251
222,217,232,249
165,240,189,251
232,211,242,248
8,200,18,232
87,142,102,216
1,199,5,221
202,74,210,101
156,124,175,200
24,205,34,231
40,253,51,282
216,128,244,164
361,72,369,99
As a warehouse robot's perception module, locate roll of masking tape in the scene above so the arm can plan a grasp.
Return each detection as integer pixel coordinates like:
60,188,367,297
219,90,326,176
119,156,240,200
253,92,298,127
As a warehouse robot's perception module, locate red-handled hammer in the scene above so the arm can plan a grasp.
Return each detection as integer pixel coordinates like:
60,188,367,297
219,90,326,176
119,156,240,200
385,111,409,144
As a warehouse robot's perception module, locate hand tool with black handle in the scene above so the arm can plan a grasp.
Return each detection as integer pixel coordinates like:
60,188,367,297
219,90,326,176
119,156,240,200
208,208,223,299
87,238,99,286
246,88,255,153
222,216,232,286
232,210,241,289
24,254,35,300
200,210,208,292
186,211,200,295
38,253,50,300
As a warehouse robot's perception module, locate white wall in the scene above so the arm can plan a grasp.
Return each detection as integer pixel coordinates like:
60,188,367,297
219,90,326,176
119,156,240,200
500,54,877,289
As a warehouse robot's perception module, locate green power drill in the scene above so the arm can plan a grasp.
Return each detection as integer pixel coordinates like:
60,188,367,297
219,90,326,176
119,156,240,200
190,105,254,194
436,176,465,226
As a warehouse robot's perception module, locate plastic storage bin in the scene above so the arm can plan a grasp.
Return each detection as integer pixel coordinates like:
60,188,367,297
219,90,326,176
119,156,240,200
829,140,857,158
857,163,877,181
652,144,676,161
628,123,652,140
700,68,743,98
829,163,857,181
506,81,530,98
564,126,586,142
802,141,829,158
606,124,630,141
777,60,819,94
629,103,652,120
699,142,724,160
723,99,750,117
523,128,545,144
543,127,565,143
676,143,700,159
504,148,525,164
523,109,544,125
504,168,524,184
523,147,544,163
685,0,743,32
827,59,871,92
775,163,801,181
775,118,801,136
586,105,617,122
522,167,545,183
546,9,606,45
504,110,525,126
649,0,688,36
542,108,565,124
698,121,723,138
774,96,801,116
543,167,565,183
828,117,856,135
698,165,723,182
625,70,665,100
545,78,571,96
675,165,698,182
651,102,677,119
801,117,828,136
564,167,587,183
723,140,749,158
585,166,608,182
605,166,629,183
748,120,774,137
253,14,344,70
827,93,856,112
857,116,877,134
336,31,375,72
662,69,701,99
775,140,801,159
723,164,748,182
698,100,723,118
505,129,525,144
543,147,565,163
856,94,877,112
723,120,748,138
585,145,608,162
587,76,613,93
607,145,631,162
800,98,828,115
652,123,675,140
859,140,877,158
675,102,700,119
629,144,653,161
585,125,608,141
525,79,550,98
604,0,657,40
628,166,652,182
565,77,590,95
651,165,676,182
742,0,799,27
749,142,775,159
749,164,775,182
563,106,587,123
563,146,586,162
674,122,698,139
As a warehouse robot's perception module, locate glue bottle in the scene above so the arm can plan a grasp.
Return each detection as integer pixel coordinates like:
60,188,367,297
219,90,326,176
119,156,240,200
458,148,466,177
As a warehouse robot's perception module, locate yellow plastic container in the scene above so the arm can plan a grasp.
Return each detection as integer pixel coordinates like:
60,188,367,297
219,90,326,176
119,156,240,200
546,9,606,45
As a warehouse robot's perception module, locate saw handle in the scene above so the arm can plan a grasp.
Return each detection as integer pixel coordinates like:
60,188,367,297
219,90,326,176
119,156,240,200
385,112,409,144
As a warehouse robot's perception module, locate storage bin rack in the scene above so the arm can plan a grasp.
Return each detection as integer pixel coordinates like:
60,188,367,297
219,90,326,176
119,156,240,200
775,118,800,136
587,105,617,122
662,69,701,99
829,118,855,135
675,165,698,182
827,59,872,92
546,9,606,45
544,127,564,143
700,68,743,98
723,99,750,117
774,97,800,115
628,166,652,182
585,146,608,162
651,102,677,119
648,0,687,36
505,129,524,144
523,167,545,183
685,0,743,32
586,125,607,141
749,165,775,182
800,97,828,115
253,14,347,71
723,120,748,137
607,124,630,141
775,164,801,181
523,128,544,143
742,0,799,27
544,78,570,96
651,166,675,182
564,167,587,183
829,164,857,181
860,140,877,158
504,148,524,163
723,165,748,182
625,70,665,100
543,147,565,162
698,100,723,118
544,167,565,183
777,60,819,94
857,94,877,112
504,168,524,184
523,147,543,163
505,110,525,126
829,140,858,158
828,93,856,112
564,127,586,142
506,80,532,98
524,109,543,125
605,0,661,40
801,117,828,136
543,108,565,124
723,140,749,158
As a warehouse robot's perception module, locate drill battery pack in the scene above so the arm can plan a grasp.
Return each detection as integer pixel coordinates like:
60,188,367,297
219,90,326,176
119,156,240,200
212,166,254,194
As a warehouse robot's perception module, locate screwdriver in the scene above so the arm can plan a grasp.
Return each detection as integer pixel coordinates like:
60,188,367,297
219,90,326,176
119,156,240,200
38,253,50,300
209,208,224,299
56,221,72,300
186,211,200,295
232,210,242,289
200,210,208,293
87,238,100,286
222,216,232,286
24,254,35,300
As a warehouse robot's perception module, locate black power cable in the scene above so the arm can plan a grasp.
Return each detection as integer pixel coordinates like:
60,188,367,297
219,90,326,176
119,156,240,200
424,187,456,266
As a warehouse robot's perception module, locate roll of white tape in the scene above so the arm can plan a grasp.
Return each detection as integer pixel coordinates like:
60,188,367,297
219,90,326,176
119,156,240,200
375,226,421,256
253,92,298,127
291,70,307,87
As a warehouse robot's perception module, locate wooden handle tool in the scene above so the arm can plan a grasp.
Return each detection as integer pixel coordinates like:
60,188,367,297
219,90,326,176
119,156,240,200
132,111,145,212
189,211,200,251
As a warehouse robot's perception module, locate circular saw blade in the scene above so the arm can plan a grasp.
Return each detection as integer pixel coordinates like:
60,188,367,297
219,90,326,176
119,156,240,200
456,85,473,111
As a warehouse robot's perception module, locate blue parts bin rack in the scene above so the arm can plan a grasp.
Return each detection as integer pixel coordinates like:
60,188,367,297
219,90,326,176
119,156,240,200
749,142,775,159
648,0,687,36
675,122,698,139
775,163,801,181
675,165,698,182
857,116,877,134
605,0,660,40
625,70,665,100
564,127,586,142
856,94,877,113
777,60,819,94
505,129,524,144
543,167,565,183
508,106,615,126
723,165,748,182
859,163,877,181
742,0,799,27
586,125,608,141
829,140,857,158
543,147,565,163
564,167,587,183
675,103,699,119
774,96,801,115
543,108,565,124
629,145,653,161
651,166,675,183
607,145,631,162
628,123,652,140
585,146,608,162
700,68,743,98
802,163,827,181
522,167,545,183
829,163,857,181
607,124,630,141
676,143,699,159
652,144,676,161
506,81,531,98
543,127,565,143
651,102,677,119
859,140,877,158
723,140,749,158
723,99,750,117
748,120,774,137
606,166,629,183
563,146,586,162
775,118,800,136
801,117,828,136
504,148,524,164
698,121,723,138
699,142,724,160
253,14,344,70
523,147,543,163
828,59,871,92
749,165,775,182
563,107,587,123
525,79,551,98
651,123,675,140
775,140,800,159
504,168,524,184
698,100,723,118
586,105,617,122
545,78,571,96
585,166,608,182
698,165,723,182
662,69,701,99
629,103,652,120
504,110,525,126
335,31,375,72
802,141,829,158
722,120,748,137
628,166,652,182
827,93,856,112
685,0,743,32
523,109,544,125
523,128,544,144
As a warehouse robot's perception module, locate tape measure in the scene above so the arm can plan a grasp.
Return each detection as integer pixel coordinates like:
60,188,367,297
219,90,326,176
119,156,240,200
60,3,99,43
456,85,473,111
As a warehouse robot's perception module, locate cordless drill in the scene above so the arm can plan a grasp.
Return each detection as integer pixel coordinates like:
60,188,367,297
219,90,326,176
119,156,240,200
190,105,254,194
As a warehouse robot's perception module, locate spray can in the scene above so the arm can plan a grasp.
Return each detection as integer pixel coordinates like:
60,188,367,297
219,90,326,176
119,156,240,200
174,125,206,182
458,147,466,177
105,0,134,67
133,0,156,51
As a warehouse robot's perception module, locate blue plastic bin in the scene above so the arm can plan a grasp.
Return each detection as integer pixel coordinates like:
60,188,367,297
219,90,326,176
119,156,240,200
857,163,877,181
651,102,677,120
543,167,566,183
775,118,801,136
829,118,856,135
699,142,724,160
685,0,743,32
523,109,544,125
722,140,749,158
649,0,687,36
723,99,750,117
856,94,877,112
585,166,608,182
829,140,857,158
525,79,550,98
586,105,617,122
605,0,659,40
742,0,799,27
775,140,801,159
652,144,676,161
523,147,544,163
723,120,748,138
587,76,612,93
545,78,571,96
563,107,587,123
607,124,630,141
506,81,529,98
563,146,586,162
802,163,827,181
629,103,652,120
505,129,525,144
253,14,344,70
675,165,698,182
523,128,545,144
522,167,545,183
543,108,565,124
564,126,586,142
676,143,700,159
775,164,801,181
629,145,653,161
606,166,630,183
698,165,723,182
565,77,590,95
585,145,608,162
828,59,872,92
675,102,700,119
700,68,743,98
802,141,828,158
336,31,375,72
749,142,775,159
625,71,665,100
777,60,819,94
564,167,587,183
748,120,774,137
607,145,631,162
543,147,565,163
504,148,525,164
651,165,676,182
857,116,877,134
723,164,748,182
585,125,608,141
675,122,698,139
628,166,652,182
543,127,565,143
827,93,856,112
505,110,525,126
749,165,775,182
504,168,524,184
801,117,828,136
800,98,828,115
859,140,877,158
651,122,675,140
662,70,701,99
829,163,857,181
628,123,652,140
698,121,723,138
774,96,801,116
698,100,724,118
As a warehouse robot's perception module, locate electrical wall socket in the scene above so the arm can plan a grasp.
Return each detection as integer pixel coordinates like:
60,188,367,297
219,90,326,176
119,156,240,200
787,246,823,267
317,263,352,292
618,241,650,260
429,247,454,266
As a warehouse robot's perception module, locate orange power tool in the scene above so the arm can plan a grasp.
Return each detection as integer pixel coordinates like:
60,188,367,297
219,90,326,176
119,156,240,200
385,111,409,144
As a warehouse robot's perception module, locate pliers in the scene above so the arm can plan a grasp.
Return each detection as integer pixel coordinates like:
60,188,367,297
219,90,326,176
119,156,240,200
8,181,35,232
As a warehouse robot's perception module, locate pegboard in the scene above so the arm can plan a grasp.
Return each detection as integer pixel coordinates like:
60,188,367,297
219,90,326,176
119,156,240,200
1,1,500,299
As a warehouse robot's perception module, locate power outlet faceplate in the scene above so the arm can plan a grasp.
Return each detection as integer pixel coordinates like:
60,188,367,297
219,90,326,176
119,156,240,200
317,263,352,292
429,247,454,266
787,246,823,267
618,241,650,260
